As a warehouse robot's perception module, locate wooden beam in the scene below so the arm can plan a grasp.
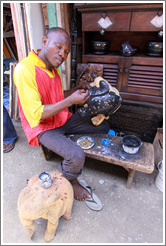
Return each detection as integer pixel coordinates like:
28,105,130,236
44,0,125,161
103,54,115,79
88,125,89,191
10,3,27,61
23,3,31,53
9,3,27,119
41,3,49,33
47,3,58,28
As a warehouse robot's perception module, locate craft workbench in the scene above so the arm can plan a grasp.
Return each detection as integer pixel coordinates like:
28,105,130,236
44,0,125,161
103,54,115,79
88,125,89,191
70,133,154,188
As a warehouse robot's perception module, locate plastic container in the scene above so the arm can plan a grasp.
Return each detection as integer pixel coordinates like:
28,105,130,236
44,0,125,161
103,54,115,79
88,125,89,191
108,129,115,135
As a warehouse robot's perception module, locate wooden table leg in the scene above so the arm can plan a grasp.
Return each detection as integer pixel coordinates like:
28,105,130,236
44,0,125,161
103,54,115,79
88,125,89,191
40,144,53,161
126,169,135,189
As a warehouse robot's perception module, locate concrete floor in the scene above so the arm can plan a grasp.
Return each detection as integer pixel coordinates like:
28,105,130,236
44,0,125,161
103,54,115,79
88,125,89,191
2,120,164,244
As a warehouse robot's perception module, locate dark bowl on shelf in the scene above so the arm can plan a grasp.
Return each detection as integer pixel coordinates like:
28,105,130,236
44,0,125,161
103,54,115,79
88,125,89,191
91,41,110,55
146,41,163,57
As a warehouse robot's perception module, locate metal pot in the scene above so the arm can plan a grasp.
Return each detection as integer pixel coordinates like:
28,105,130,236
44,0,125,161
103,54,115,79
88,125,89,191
91,41,110,55
146,41,163,57
122,135,142,154
120,42,137,57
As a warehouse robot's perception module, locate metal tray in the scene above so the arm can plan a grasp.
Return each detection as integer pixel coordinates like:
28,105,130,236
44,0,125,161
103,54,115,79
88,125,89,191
77,136,95,150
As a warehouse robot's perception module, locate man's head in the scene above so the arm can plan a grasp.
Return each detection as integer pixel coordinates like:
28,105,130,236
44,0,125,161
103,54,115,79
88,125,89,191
40,27,71,70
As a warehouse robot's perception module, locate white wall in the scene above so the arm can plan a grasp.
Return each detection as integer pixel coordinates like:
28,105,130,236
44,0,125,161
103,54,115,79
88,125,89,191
25,3,45,51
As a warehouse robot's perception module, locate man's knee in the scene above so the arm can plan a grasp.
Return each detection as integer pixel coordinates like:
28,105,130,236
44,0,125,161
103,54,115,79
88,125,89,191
72,147,85,172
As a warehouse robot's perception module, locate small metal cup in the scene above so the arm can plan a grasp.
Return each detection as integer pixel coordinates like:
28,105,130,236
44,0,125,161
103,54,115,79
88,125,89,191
39,171,52,189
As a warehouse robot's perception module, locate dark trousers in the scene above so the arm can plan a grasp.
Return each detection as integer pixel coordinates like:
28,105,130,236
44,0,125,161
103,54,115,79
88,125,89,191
3,105,17,145
38,113,110,180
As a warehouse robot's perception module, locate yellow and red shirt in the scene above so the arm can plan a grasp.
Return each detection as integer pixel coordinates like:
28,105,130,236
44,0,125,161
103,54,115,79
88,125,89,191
14,51,72,146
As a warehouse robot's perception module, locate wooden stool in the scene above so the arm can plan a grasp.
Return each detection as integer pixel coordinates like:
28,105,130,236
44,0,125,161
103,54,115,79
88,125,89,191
40,144,54,161
17,171,74,242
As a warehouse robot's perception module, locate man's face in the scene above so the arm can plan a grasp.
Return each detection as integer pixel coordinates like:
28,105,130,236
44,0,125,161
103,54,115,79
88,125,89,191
43,31,70,68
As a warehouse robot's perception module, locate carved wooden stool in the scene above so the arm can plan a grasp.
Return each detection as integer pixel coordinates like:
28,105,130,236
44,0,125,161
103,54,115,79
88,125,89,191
17,171,74,242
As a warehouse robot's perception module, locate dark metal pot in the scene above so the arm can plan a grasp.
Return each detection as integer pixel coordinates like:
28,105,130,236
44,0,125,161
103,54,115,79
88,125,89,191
120,42,137,57
91,41,110,55
122,135,142,154
146,41,163,57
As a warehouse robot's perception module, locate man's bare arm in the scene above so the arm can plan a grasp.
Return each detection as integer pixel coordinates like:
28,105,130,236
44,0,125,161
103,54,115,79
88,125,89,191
41,89,89,120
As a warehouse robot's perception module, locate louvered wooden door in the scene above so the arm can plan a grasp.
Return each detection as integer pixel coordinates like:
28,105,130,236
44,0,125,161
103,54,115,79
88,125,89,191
120,56,163,103
82,55,126,90
82,56,163,104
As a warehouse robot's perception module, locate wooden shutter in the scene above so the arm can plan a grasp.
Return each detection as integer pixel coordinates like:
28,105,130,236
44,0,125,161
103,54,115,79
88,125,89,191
121,57,163,104
127,64,162,96
102,63,118,87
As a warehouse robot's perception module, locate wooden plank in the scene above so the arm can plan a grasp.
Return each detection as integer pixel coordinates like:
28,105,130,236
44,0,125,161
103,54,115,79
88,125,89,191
131,11,163,32
75,3,163,12
82,12,131,31
10,3,27,61
120,92,162,104
9,62,20,119
126,169,135,189
132,56,163,66
68,133,154,188
129,74,162,81
125,86,162,97
41,3,49,33
47,3,58,28
153,128,163,165
3,39,11,58
69,134,154,174
23,3,31,53
130,65,163,72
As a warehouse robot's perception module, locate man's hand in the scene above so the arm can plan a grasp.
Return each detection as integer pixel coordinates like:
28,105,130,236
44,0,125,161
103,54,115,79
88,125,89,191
64,83,91,98
41,88,89,121
68,89,90,105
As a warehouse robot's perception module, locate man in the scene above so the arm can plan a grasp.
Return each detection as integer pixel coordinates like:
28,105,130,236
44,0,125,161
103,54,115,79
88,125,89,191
14,27,110,201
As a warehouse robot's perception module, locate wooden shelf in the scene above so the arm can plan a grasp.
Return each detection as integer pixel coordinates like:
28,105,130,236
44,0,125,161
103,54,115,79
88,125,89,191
75,3,163,142
82,53,163,65
83,53,163,58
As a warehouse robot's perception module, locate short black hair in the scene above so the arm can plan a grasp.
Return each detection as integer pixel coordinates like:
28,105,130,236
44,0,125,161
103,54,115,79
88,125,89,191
46,27,70,38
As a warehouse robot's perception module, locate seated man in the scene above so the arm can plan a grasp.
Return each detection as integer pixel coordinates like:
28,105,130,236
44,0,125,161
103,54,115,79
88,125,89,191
14,27,110,201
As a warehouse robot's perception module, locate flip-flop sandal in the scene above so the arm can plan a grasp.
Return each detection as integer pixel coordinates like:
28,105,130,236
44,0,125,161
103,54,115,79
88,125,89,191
78,179,103,211
3,142,15,153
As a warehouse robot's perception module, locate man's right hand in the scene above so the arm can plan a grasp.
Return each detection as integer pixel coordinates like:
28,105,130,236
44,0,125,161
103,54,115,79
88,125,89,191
41,89,90,121
68,89,90,106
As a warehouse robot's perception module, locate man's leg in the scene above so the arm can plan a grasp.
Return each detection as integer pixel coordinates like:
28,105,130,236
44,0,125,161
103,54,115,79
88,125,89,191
63,113,110,134
38,128,91,201
62,113,110,200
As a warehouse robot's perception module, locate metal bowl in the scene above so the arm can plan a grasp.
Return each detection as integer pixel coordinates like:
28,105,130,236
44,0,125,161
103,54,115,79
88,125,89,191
146,41,163,57
91,40,110,55
77,136,95,149
39,171,52,188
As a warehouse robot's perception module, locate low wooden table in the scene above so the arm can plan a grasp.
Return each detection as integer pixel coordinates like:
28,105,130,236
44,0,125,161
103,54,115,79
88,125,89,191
69,134,154,189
